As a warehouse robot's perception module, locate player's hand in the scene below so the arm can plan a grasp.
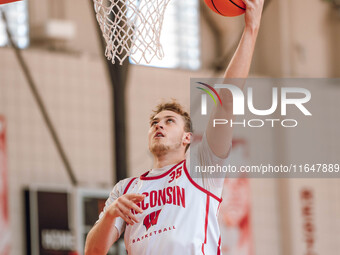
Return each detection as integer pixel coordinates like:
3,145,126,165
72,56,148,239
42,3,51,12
241,0,264,32
106,193,145,225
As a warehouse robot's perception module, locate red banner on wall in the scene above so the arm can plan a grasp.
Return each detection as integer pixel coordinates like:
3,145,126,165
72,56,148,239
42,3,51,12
0,116,10,255
219,139,253,255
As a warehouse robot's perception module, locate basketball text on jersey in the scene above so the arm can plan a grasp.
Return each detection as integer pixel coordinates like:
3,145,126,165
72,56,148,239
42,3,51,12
132,225,176,244
130,186,185,214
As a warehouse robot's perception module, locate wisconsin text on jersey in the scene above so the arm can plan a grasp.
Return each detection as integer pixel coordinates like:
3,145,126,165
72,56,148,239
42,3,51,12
130,185,185,215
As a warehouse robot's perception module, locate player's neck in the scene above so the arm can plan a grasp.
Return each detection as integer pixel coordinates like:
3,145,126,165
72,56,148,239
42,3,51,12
153,152,185,169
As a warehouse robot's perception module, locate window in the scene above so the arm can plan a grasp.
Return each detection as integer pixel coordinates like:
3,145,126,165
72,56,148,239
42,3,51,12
0,0,29,49
130,0,200,70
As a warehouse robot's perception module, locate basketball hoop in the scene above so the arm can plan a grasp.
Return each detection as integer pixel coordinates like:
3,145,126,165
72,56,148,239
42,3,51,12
93,0,171,65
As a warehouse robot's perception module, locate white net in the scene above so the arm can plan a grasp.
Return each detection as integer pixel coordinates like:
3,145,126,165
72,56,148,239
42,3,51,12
93,0,171,65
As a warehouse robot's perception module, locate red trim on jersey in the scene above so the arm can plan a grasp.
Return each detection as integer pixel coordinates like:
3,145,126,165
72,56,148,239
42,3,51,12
216,202,221,216
217,235,221,255
139,160,185,180
183,161,222,203
202,195,210,255
123,177,137,194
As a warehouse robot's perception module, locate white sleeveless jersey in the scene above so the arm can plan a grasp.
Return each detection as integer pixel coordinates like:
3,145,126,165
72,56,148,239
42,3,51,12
121,160,222,255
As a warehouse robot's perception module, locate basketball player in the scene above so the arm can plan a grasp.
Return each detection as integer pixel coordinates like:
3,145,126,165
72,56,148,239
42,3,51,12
85,0,264,254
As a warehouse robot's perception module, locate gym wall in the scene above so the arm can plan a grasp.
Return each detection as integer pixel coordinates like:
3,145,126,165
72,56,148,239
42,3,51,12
1,0,340,254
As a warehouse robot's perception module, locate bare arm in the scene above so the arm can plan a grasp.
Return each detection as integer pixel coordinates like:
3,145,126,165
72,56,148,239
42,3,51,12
85,214,120,255
206,0,264,158
85,193,145,255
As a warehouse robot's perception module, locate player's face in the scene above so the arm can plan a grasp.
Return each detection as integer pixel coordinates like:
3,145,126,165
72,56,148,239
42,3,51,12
148,110,190,156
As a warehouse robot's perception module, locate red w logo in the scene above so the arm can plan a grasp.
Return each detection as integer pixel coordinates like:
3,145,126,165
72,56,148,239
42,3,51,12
143,209,161,230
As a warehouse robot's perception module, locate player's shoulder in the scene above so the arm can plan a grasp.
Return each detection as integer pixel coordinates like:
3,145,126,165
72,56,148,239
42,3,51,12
112,176,139,196
116,176,138,186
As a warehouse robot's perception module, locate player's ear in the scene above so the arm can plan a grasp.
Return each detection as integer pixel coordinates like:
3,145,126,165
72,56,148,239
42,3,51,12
183,132,192,146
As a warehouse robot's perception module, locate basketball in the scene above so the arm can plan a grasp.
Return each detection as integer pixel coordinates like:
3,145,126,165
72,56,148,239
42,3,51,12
204,0,246,17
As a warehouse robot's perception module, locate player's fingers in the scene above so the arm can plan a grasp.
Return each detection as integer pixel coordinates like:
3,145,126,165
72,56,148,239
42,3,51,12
130,202,143,214
242,0,263,7
117,205,137,224
241,0,256,9
241,0,251,6
131,196,146,203
117,208,134,225
117,203,139,223
121,198,143,214
126,193,146,202
127,211,139,223
117,208,135,225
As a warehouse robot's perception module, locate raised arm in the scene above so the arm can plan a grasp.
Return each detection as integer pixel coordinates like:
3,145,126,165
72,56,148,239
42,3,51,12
206,0,264,158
